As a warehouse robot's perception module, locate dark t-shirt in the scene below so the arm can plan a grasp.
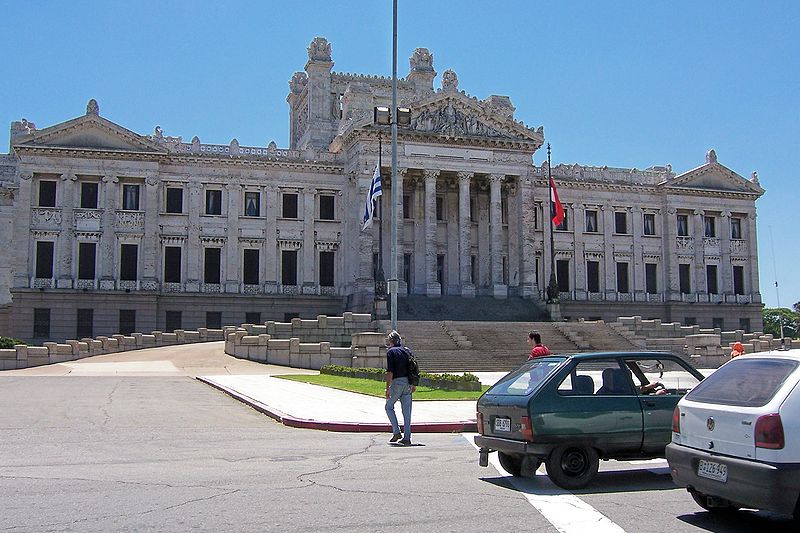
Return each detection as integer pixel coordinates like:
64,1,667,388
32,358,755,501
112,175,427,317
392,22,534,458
386,346,409,378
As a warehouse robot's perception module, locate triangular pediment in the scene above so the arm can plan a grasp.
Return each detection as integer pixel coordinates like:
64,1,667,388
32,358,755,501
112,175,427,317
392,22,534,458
13,113,166,154
408,92,543,143
661,160,764,196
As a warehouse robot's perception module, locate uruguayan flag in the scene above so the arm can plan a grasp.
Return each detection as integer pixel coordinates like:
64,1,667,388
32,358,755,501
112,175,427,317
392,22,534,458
361,164,383,230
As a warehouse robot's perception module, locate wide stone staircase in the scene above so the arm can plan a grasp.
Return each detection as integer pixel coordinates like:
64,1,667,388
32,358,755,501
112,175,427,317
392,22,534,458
397,295,550,322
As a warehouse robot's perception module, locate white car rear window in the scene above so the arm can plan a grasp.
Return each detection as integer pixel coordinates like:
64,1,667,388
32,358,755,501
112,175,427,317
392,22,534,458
685,358,798,407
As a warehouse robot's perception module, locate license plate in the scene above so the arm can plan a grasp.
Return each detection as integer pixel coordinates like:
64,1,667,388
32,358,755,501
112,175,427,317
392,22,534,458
494,417,511,432
697,459,727,482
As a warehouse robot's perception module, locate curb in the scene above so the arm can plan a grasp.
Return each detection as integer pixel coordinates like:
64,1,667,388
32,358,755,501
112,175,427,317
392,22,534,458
197,376,477,434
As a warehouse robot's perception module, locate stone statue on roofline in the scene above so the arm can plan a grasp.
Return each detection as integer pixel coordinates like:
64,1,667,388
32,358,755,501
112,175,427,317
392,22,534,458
442,69,458,92
410,48,434,72
307,37,332,62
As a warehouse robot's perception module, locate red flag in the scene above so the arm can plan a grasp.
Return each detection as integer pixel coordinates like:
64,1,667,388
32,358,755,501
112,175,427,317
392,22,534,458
550,176,565,227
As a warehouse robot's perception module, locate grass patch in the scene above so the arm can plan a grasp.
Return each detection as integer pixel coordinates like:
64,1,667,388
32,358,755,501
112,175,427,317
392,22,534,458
276,373,488,401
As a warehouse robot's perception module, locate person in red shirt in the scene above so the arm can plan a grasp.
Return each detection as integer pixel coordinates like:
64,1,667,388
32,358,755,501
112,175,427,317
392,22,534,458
527,331,551,360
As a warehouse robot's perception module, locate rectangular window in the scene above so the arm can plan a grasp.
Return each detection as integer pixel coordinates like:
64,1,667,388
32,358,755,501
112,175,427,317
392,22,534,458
38,181,56,207
706,264,718,294
78,242,96,280
319,195,334,220
471,255,477,285
319,251,335,287
679,263,691,294
704,216,716,237
614,211,628,234
245,312,261,325
403,253,412,293
206,189,222,215
33,308,50,338
555,211,569,231
166,187,183,214
119,309,136,336
165,311,182,333
281,250,298,285
243,249,259,285
204,248,221,284
164,246,182,283
244,191,260,217
122,184,140,210
645,263,658,294
77,308,93,339
206,311,222,329
120,244,138,281
403,195,411,219
436,254,445,288
501,196,508,224
469,197,477,222
80,182,98,209
643,213,656,236
730,217,742,239
586,260,600,292
616,261,629,293
677,214,689,236
436,196,444,221
282,192,298,218
556,259,570,292
35,241,54,278
585,210,598,233
733,265,745,295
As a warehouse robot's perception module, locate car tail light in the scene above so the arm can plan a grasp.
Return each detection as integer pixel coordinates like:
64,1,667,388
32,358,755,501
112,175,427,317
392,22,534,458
755,413,784,449
477,411,484,435
671,406,680,434
520,416,534,442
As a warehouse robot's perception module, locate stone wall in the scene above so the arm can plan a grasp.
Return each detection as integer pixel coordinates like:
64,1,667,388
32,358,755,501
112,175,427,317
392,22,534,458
256,312,374,346
0,304,10,337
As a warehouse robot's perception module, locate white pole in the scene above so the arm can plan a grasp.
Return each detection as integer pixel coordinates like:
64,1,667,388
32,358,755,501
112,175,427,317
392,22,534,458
390,0,399,332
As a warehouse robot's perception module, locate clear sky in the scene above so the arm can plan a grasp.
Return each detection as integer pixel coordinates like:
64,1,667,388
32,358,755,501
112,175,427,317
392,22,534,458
2,1,798,309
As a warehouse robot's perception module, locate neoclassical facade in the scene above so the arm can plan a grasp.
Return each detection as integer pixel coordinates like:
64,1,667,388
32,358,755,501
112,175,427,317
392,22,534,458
0,37,764,342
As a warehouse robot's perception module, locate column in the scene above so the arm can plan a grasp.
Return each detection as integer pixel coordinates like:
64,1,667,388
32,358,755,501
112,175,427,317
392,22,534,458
395,168,407,295
489,174,506,298
518,173,537,297
631,206,643,301
602,203,615,299
98,175,118,289
573,203,587,300
141,176,160,289
302,186,316,293
56,173,76,288
423,169,440,296
720,210,732,299
224,182,241,293
185,181,202,292
665,207,680,301
412,177,425,294
12,172,33,288
264,185,278,293
506,178,520,294
458,172,475,297
747,211,761,302
694,209,705,296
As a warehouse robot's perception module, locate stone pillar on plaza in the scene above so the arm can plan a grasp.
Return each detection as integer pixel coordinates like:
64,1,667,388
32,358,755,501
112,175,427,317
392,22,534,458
489,174,506,298
302,186,316,294
98,175,118,289
141,176,160,289
224,182,241,293
457,171,475,297
424,169,440,296
395,168,408,295
56,173,76,288
12,171,33,289
518,172,537,298
185,181,202,292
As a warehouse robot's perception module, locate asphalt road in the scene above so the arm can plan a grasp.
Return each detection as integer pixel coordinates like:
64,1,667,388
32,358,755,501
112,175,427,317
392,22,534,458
0,349,797,532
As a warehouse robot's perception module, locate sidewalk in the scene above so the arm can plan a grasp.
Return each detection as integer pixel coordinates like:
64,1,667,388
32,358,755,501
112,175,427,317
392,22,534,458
197,374,497,434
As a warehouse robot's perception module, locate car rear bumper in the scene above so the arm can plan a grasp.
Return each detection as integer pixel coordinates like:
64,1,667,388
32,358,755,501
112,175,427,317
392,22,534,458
474,435,554,458
666,443,800,516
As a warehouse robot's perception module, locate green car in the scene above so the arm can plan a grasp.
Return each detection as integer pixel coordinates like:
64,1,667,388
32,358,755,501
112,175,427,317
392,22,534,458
475,352,705,489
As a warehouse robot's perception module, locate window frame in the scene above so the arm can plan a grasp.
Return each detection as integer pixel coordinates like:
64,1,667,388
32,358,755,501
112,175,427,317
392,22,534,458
585,209,598,233
614,211,628,235
165,187,183,214
643,213,656,236
121,184,141,211
205,189,223,216
38,180,57,207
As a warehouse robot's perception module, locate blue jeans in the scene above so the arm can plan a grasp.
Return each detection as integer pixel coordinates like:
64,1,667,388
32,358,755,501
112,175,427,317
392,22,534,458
385,377,412,438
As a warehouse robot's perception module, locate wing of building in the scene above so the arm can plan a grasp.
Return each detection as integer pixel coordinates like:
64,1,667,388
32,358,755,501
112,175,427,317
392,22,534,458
0,37,765,342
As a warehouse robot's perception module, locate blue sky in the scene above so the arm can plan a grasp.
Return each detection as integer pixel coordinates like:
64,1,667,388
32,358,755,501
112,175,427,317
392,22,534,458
2,1,798,309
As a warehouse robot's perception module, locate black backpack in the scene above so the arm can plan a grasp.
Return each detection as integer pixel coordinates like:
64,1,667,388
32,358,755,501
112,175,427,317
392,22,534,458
404,347,421,386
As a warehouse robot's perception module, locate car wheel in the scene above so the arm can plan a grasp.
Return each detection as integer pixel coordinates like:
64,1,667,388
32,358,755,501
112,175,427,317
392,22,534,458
497,452,523,476
689,490,740,513
521,455,542,478
545,444,599,489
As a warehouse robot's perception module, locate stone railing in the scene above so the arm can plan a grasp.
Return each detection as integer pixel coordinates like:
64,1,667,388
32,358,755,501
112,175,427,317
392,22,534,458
0,328,226,371
259,313,374,346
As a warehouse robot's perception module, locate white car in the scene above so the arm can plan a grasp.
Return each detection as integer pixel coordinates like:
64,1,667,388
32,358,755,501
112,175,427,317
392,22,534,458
666,351,800,520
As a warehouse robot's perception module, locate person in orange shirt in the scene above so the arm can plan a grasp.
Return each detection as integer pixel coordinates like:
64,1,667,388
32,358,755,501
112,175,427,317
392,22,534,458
730,341,745,358
527,331,552,360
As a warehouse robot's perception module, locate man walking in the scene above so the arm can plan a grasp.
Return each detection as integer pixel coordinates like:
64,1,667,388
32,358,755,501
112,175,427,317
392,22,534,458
527,331,552,360
385,330,415,445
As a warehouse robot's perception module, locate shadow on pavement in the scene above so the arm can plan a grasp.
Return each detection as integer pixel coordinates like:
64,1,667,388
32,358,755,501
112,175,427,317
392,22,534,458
678,510,796,532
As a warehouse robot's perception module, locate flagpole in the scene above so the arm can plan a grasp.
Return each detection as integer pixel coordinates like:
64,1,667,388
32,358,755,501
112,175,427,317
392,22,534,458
546,143,559,303
389,0,399,332
376,134,385,298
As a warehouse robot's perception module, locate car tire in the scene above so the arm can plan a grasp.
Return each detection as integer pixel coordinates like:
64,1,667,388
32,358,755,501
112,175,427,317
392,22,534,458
498,452,523,476
545,444,599,489
689,490,740,513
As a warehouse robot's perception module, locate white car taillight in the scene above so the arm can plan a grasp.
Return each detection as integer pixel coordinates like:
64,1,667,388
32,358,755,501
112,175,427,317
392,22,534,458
754,413,784,449
671,406,680,434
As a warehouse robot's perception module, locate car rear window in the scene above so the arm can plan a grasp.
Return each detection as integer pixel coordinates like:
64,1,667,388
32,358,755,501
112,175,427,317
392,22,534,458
685,358,799,407
487,360,564,396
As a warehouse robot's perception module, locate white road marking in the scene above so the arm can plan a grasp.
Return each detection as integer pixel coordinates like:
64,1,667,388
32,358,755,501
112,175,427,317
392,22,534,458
463,433,625,533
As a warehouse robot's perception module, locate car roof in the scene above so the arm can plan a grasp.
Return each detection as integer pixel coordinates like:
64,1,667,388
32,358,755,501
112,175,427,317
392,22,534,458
533,351,678,361
728,350,800,362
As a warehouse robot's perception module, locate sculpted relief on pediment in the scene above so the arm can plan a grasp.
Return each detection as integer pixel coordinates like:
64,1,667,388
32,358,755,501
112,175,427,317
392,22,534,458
411,101,513,139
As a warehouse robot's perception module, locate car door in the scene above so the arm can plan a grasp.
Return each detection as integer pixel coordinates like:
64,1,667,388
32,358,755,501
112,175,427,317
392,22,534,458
544,358,643,453
625,356,703,454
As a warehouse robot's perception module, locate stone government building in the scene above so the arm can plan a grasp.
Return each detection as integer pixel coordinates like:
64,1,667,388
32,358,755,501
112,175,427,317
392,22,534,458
0,37,765,342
